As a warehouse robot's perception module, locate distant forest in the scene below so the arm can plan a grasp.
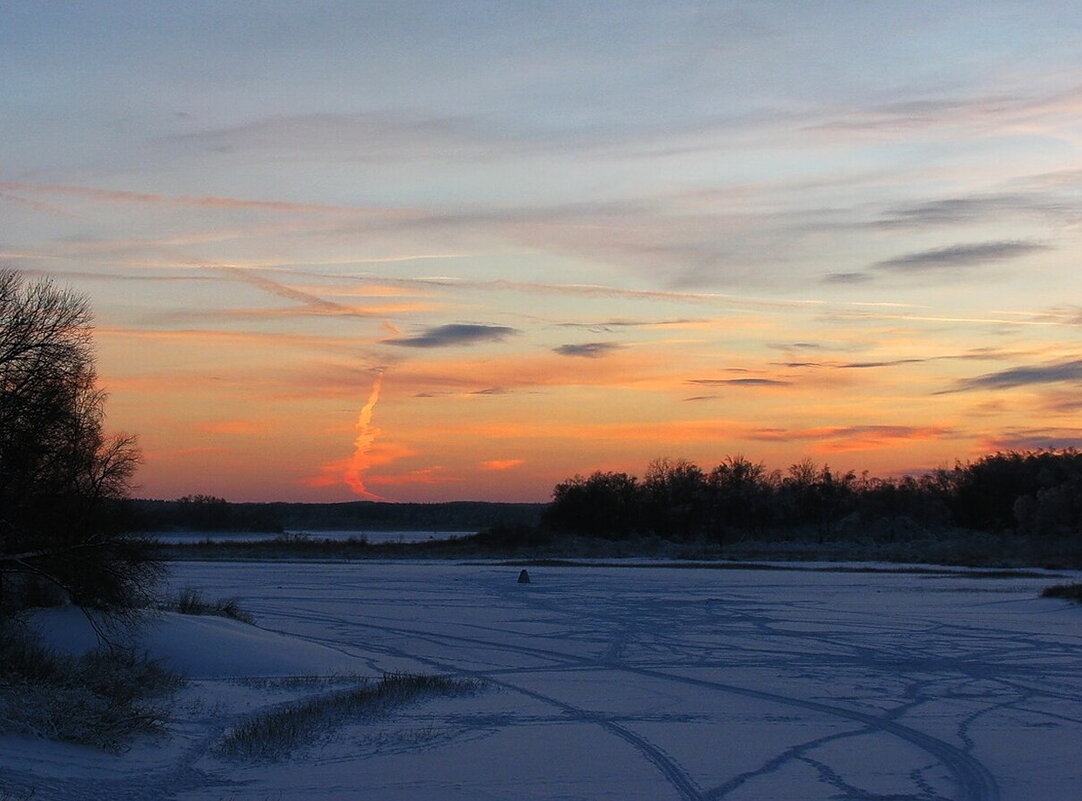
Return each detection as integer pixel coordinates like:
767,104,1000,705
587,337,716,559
542,450,1082,546
128,497,544,534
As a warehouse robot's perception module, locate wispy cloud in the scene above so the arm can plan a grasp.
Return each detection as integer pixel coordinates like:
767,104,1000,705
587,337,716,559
171,301,437,322
370,349,676,395
0,179,408,217
750,424,954,452
386,323,519,348
1040,392,1082,414
215,265,345,312
553,342,624,358
359,274,837,315
809,84,1082,136
165,111,567,163
96,326,367,349
872,240,1049,272
984,429,1082,451
407,419,954,455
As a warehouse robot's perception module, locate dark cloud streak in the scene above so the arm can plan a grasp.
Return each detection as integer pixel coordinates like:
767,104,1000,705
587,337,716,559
873,240,1049,272
688,378,791,387
822,271,871,284
553,342,624,358
877,193,1071,228
945,357,1082,392
386,323,518,348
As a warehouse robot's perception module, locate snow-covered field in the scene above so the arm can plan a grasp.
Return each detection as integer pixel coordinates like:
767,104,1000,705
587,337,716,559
3,561,1081,801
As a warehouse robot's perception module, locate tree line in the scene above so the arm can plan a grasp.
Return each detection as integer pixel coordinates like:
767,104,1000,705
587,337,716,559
127,496,544,533
542,452,1082,544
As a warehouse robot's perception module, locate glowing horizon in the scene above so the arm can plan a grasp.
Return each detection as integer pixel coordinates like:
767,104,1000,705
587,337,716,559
4,2,1082,502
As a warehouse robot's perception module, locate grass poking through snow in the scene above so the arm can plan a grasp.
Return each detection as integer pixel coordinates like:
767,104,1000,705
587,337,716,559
0,622,183,752
161,586,255,624
218,672,485,760
1041,582,1082,602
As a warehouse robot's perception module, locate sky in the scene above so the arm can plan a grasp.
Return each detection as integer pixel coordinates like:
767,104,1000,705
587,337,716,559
3,1,1082,503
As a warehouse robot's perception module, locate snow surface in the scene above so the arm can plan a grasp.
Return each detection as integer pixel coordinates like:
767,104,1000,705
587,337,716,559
2,561,1081,800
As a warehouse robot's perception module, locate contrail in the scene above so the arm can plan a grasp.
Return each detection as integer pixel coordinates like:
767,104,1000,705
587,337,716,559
214,265,346,311
343,370,385,499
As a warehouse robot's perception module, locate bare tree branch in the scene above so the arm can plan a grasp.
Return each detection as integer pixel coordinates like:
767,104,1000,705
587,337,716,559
1,268,157,617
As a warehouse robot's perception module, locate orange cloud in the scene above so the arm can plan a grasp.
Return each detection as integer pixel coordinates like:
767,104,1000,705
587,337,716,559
480,459,525,471
301,441,417,489
368,467,463,486
416,418,750,443
97,326,371,349
141,445,227,460
388,350,678,394
196,420,267,436
302,283,437,299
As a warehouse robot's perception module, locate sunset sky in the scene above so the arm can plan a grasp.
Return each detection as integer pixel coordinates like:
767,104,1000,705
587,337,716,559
4,1,1082,502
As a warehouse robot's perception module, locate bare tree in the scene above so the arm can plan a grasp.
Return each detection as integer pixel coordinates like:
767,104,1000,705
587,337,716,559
0,269,160,617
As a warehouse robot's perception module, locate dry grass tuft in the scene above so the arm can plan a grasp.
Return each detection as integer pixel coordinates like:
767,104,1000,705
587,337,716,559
219,672,485,760
1041,581,1082,602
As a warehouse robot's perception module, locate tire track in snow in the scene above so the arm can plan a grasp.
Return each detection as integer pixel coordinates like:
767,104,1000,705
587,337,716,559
259,607,999,801
258,609,706,801
474,572,1003,801
630,665,998,801
492,680,706,801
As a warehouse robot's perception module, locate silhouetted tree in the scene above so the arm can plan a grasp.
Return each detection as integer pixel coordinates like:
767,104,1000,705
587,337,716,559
541,449,1082,555
175,494,231,530
946,450,1082,533
543,470,641,538
705,455,775,544
778,459,856,533
642,458,707,539
1014,474,1082,538
0,269,157,615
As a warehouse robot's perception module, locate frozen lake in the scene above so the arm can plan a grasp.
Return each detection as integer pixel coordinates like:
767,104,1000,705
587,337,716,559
3,561,1081,800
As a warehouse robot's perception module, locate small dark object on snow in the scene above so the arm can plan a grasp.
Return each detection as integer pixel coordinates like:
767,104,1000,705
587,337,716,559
517,569,531,584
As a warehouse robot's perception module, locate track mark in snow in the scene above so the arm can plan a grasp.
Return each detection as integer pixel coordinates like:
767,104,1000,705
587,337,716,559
498,680,706,801
630,665,999,801
291,614,1001,801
